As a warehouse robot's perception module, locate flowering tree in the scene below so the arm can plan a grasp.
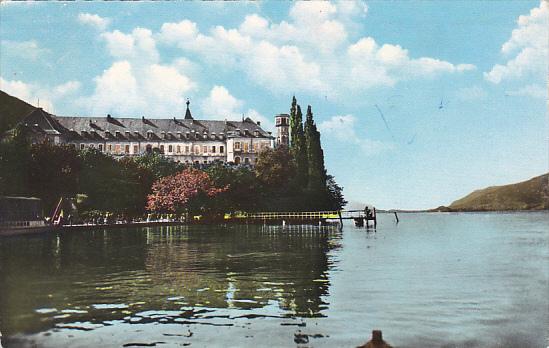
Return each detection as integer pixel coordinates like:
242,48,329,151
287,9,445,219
146,168,227,214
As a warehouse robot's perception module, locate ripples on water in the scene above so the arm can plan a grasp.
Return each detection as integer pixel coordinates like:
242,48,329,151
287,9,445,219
0,213,548,347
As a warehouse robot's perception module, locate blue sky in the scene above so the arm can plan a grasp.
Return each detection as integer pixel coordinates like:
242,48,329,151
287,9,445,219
1,1,547,210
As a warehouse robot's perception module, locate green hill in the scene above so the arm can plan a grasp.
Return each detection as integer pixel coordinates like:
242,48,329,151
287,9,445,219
447,173,549,211
0,90,36,134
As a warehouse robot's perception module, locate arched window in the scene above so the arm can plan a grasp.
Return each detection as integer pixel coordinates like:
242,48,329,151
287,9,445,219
244,158,250,164
145,144,153,153
234,156,241,165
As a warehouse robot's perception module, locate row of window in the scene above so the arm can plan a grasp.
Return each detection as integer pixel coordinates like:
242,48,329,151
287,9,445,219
78,143,225,155
233,141,270,152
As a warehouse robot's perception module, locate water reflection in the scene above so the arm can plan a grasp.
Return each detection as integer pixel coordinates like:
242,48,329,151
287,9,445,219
0,224,342,336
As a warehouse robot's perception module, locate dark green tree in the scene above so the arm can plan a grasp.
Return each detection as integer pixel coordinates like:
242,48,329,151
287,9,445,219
205,163,260,213
132,152,184,180
28,142,82,211
325,175,347,210
255,147,304,211
78,149,154,216
0,126,31,196
304,105,327,192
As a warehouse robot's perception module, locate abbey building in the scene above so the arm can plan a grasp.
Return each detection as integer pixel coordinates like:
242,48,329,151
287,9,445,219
14,101,284,165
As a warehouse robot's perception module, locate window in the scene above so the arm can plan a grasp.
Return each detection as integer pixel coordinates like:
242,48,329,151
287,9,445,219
133,145,138,154
98,144,103,151
244,157,250,164
276,118,281,125
147,131,153,140
80,144,85,150
107,144,112,152
90,144,95,149
160,145,165,153
168,145,173,153
146,144,152,153
176,145,181,153
194,145,200,154
234,142,241,150
243,143,249,152
125,145,130,153
211,146,216,153
114,144,121,154
202,145,208,153
185,146,189,153
220,146,224,154
253,143,259,152
204,160,208,164
254,130,260,137
234,156,241,164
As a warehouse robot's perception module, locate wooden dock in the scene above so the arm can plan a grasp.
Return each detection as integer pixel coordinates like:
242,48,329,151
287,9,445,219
227,209,377,227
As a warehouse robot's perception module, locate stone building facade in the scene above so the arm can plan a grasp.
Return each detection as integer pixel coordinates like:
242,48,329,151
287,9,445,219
16,101,275,165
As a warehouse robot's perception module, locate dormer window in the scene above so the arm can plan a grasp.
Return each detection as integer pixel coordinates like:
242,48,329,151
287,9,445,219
125,131,131,138
115,131,121,138
177,132,183,139
254,130,260,137
185,132,190,139
161,132,166,139
147,131,153,139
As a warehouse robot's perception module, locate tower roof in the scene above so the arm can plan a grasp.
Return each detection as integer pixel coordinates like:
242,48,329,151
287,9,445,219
184,99,193,120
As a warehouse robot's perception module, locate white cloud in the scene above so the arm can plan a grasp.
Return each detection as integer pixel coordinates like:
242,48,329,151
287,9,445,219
101,28,159,63
319,114,393,155
200,86,273,131
506,84,546,99
484,1,548,84
78,60,195,117
78,13,110,31
156,2,472,96
0,77,80,114
201,85,244,119
1,40,49,61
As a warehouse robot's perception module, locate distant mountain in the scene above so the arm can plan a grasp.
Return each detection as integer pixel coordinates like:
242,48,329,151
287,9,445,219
442,173,549,211
0,90,36,134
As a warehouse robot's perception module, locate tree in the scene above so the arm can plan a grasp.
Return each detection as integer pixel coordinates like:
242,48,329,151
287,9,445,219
132,152,184,180
146,168,226,215
0,126,31,196
255,147,296,188
28,142,82,211
304,105,326,192
78,149,155,216
325,175,347,210
288,98,308,187
205,163,260,213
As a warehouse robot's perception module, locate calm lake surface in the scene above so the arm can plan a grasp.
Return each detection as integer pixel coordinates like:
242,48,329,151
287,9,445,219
1,212,548,348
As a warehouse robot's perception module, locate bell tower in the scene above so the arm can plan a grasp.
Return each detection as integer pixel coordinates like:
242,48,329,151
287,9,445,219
275,113,290,147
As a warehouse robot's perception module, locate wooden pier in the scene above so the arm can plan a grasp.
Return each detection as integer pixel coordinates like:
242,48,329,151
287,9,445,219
227,209,377,227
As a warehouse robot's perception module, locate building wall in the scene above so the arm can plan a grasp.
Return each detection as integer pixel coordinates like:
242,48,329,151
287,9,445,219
68,138,272,164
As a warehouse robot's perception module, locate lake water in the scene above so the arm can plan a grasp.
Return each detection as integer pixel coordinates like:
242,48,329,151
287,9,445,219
0,212,548,347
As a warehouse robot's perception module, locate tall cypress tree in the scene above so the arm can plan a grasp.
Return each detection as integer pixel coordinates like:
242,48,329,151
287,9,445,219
295,105,308,187
289,96,298,150
304,105,326,192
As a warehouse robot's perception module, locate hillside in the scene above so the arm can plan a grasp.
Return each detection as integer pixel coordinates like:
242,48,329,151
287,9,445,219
447,173,549,211
0,90,36,134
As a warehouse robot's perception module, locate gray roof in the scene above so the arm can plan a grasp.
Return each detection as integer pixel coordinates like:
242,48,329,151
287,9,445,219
18,108,273,142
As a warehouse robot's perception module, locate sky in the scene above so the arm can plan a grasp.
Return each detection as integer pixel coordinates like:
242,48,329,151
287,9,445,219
1,1,547,210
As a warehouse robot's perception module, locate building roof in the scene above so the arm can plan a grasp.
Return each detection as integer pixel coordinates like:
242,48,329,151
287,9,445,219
17,107,274,142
